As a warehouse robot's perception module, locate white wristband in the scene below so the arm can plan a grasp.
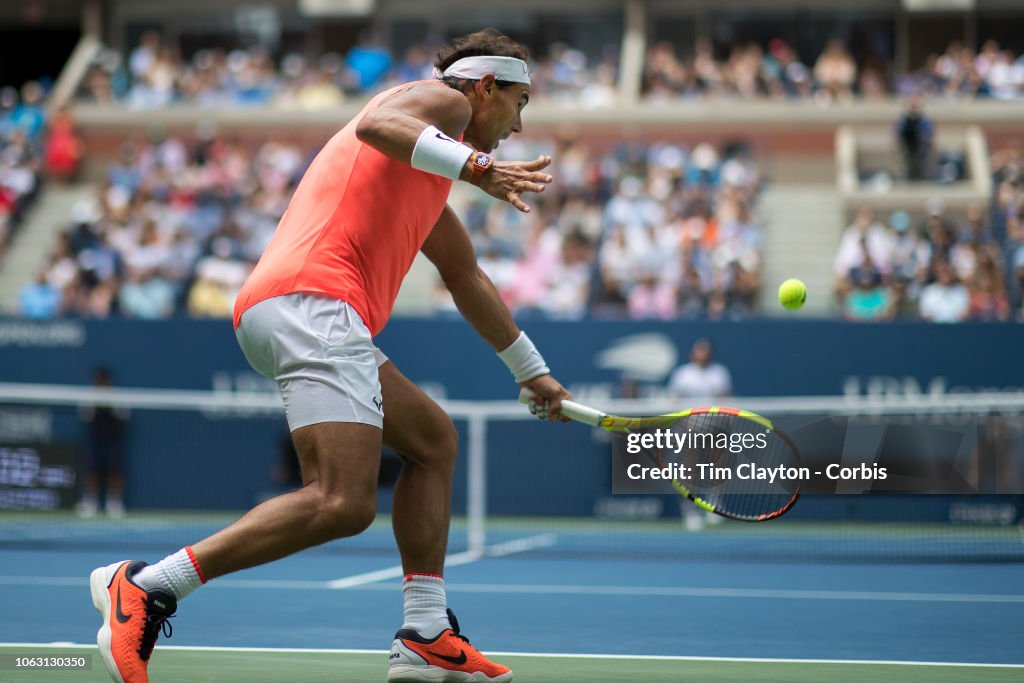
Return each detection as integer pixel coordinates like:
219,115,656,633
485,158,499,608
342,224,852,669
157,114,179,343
410,125,474,181
497,332,550,383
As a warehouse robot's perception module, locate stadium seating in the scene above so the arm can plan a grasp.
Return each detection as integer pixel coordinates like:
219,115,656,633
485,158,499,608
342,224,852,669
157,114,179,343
5,17,1024,322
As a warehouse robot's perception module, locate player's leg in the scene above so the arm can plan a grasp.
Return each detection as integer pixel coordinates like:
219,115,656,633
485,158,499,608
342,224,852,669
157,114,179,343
91,422,383,683
189,420,383,578
381,361,457,576
192,293,386,577
379,361,512,683
90,294,385,683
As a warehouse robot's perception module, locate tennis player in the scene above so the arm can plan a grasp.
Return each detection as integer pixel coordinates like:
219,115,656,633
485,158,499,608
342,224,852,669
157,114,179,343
90,29,569,683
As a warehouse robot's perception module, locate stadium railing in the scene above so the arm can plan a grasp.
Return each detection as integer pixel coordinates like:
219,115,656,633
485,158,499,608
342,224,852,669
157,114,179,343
836,123,992,213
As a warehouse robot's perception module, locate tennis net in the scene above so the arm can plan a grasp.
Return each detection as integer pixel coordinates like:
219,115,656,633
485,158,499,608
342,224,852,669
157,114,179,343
0,382,1021,562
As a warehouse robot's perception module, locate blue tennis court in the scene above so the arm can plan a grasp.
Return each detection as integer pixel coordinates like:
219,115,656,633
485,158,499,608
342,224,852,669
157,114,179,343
1,513,1022,682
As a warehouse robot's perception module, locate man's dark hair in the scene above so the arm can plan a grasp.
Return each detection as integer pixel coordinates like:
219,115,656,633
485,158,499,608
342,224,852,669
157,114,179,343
435,28,530,93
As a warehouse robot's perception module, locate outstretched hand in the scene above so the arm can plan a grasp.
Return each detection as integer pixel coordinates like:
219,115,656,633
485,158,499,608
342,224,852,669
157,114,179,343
479,155,553,213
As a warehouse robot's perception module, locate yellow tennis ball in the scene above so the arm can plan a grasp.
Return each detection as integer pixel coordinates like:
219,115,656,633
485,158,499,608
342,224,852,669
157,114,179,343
778,278,807,310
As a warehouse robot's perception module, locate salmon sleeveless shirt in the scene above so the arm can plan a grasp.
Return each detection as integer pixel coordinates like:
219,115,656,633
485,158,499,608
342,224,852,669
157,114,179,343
233,81,454,335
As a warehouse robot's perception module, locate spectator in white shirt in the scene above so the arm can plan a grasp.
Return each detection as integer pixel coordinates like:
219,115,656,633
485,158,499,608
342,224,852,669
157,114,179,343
919,260,969,322
667,337,733,530
834,206,895,278
667,338,732,401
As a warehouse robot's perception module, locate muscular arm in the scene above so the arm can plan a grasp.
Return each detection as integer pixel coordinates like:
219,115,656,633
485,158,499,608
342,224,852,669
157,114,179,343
355,83,472,177
357,80,552,212
423,205,571,414
421,205,519,351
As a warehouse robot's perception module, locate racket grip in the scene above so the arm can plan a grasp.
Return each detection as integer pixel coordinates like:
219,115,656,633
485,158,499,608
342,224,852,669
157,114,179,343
518,388,605,427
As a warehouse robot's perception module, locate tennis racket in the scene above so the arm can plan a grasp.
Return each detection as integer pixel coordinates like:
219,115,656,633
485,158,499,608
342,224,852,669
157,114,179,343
519,389,802,522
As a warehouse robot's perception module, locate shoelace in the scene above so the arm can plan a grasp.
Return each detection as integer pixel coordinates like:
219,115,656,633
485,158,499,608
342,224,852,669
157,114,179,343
138,613,173,661
446,609,471,645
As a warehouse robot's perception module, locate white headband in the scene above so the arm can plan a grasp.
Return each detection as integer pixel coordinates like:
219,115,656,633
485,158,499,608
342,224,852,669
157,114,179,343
434,56,531,85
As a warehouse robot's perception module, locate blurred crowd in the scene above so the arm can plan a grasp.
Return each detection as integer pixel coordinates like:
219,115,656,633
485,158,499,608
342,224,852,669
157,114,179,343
29,127,1024,324
833,178,1024,323
76,31,1024,109
1,80,84,267
644,37,871,103
18,131,762,322
899,40,1024,101
993,140,1024,315
444,137,763,320
0,82,46,257
12,23,1024,323
19,128,299,320
17,125,1024,324
645,37,1024,102
80,32,618,109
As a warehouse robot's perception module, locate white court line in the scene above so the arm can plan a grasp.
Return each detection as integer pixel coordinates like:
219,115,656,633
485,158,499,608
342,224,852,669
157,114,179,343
325,550,481,589
1,643,1021,669
485,533,558,557
0,535,556,592
325,534,557,588
437,584,1024,604
0,576,87,587
1,574,1022,603
0,576,330,590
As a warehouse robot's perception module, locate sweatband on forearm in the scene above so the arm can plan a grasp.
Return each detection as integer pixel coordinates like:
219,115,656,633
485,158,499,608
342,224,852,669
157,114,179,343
410,125,474,181
497,332,550,383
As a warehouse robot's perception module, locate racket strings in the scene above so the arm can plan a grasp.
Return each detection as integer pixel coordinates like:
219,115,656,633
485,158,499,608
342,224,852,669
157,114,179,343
658,413,800,520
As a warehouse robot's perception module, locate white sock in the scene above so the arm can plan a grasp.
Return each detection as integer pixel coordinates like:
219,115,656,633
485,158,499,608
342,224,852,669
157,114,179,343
133,547,206,600
106,497,125,518
76,495,98,517
402,574,450,639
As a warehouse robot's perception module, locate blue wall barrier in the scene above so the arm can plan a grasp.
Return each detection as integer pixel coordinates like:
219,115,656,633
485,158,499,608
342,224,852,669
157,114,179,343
0,317,1020,397
0,317,1021,515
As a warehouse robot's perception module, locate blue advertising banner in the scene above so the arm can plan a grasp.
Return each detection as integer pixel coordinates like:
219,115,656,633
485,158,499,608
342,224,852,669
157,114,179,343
0,317,1021,399
0,317,1020,515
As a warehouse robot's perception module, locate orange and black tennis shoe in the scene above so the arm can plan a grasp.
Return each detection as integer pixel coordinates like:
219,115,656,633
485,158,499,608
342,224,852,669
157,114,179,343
388,608,512,682
90,561,176,683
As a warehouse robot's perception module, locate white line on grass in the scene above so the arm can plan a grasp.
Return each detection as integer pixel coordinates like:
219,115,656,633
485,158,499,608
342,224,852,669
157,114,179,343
0,643,1021,669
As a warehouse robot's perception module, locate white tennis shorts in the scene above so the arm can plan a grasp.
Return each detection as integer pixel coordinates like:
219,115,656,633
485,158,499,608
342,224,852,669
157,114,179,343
235,293,388,431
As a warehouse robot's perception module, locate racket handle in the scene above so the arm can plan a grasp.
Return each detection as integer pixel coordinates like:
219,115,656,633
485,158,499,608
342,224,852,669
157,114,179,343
518,388,605,427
